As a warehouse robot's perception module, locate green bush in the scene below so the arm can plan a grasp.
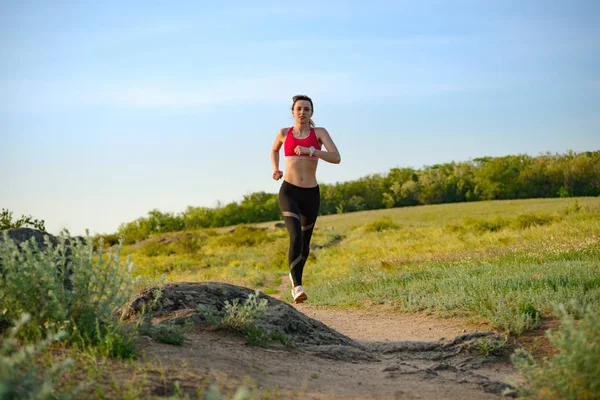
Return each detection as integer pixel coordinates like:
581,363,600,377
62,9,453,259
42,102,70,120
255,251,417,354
470,217,511,232
175,233,205,254
0,313,76,399
364,217,400,233
511,213,556,229
137,287,193,346
215,226,268,247
448,213,557,234
93,233,121,248
152,321,193,346
0,232,138,357
219,291,268,330
512,303,600,399
198,291,293,348
142,241,177,257
476,336,509,357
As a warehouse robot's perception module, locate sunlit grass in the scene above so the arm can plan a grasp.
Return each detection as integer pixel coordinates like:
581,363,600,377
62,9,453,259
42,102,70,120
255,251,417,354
126,197,600,334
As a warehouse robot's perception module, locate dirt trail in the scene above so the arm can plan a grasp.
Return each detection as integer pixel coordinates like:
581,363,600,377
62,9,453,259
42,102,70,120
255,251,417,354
137,281,517,399
276,275,488,342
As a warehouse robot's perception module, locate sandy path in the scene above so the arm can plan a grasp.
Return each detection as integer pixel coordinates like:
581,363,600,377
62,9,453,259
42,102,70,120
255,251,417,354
138,279,516,399
278,275,488,343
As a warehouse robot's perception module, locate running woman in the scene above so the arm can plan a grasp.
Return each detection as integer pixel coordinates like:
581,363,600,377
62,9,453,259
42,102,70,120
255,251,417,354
271,95,341,303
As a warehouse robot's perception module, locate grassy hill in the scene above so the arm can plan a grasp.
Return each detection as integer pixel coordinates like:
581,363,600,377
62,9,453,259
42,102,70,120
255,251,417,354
126,197,600,334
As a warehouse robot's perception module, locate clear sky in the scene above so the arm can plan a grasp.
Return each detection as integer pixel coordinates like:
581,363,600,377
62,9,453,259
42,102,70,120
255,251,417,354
1,0,599,236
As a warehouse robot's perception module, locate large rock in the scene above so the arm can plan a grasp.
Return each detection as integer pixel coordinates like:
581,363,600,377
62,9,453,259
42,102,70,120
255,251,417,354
0,227,61,251
126,281,376,361
0,228,84,289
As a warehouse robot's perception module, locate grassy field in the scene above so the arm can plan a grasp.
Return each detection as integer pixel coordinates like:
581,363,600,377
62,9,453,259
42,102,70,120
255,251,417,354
125,197,600,334
4,197,598,399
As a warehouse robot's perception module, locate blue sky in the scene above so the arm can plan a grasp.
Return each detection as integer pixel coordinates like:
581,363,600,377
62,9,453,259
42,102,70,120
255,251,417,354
1,0,599,235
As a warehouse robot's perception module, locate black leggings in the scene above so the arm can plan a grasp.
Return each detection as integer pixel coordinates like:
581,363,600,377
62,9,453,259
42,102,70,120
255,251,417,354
278,181,320,287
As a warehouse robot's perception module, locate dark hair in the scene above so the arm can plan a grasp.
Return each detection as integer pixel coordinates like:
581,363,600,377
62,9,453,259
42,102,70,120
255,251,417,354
291,94,315,127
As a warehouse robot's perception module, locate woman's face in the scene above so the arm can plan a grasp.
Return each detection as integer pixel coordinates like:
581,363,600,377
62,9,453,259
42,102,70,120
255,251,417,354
292,100,313,124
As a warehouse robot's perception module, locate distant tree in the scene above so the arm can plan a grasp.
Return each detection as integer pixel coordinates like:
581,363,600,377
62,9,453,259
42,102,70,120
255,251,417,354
114,150,600,238
381,168,417,207
0,209,46,231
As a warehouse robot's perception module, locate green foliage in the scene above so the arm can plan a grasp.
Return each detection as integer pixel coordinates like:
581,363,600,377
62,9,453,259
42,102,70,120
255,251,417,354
93,233,121,248
220,291,268,330
114,150,600,237
215,226,269,248
363,217,400,233
142,241,177,257
512,303,600,399
483,296,543,335
512,213,556,229
198,291,293,348
0,313,76,399
447,213,558,234
476,336,509,357
136,285,191,346
153,320,193,346
0,208,45,231
0,232,138,357
468,216,511,232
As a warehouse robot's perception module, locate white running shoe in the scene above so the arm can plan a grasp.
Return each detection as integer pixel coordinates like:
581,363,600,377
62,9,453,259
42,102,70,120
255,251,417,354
292,285,308,304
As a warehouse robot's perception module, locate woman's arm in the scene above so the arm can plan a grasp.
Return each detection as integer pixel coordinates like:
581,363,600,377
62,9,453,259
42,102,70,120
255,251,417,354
314,128,341,164
271,128,285,180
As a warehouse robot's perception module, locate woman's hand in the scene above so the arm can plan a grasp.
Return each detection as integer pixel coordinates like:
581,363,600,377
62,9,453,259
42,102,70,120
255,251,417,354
272,170,283,180
294,145,309,155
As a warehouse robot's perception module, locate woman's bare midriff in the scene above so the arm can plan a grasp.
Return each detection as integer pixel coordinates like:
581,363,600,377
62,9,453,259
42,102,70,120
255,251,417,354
284,158,319,188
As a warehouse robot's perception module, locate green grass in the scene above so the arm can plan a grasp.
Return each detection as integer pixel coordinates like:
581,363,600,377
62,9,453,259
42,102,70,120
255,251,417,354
125,197,600,335
4,197,597,398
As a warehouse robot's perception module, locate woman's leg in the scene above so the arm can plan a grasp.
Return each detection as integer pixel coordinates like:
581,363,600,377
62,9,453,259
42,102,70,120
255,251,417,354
278,182,303,287
295,185,321,286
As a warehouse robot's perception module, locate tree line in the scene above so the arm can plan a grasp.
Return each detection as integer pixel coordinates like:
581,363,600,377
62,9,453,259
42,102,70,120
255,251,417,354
118,150,600,242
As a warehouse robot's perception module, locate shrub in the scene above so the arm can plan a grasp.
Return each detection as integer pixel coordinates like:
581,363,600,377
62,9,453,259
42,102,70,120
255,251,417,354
511,213,556,229
512,303,600,399
220,290,268,330
0,232,138,357
476,336,509,357
142,241,177,257
198,291,293,348
471,217,511,232
0,313,76,399
215,226,268,247
152,321,193,346
137,287,193,346
93,233,121,248
176,233,205,254
364,217,400,233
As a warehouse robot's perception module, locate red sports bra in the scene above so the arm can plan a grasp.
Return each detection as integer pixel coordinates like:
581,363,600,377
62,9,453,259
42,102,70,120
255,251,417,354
284,127,322,159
